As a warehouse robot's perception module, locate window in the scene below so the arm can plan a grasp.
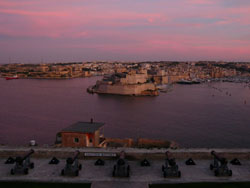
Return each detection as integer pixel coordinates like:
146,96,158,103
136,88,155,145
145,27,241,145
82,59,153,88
74,137,79,143
89,138,92,143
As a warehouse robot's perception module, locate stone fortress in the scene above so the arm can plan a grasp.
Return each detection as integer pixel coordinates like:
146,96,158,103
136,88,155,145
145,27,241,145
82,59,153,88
89,70,159,96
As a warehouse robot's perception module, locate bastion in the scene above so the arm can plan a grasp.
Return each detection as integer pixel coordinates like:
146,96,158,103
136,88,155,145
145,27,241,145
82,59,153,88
0,146,250,188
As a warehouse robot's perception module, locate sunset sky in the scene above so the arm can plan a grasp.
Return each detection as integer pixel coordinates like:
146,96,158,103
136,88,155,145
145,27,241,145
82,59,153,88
0,0,250,63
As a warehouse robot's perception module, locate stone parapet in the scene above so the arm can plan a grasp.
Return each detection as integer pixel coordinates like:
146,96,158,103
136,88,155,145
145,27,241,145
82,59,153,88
0,147,250,160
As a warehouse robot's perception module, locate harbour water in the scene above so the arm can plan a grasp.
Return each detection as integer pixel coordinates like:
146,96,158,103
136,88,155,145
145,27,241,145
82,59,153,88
0,77,250,148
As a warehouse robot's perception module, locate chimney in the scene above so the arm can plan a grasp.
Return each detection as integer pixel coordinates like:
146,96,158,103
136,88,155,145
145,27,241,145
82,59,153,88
90,118,93,124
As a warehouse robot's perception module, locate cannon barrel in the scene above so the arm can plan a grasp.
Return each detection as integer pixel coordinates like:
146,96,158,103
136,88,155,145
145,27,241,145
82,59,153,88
211,151,226,162
72,150,80,161
165,151,176,166
119,151,125,159
16,149,34,163
66,151,80,164
165,151,170,159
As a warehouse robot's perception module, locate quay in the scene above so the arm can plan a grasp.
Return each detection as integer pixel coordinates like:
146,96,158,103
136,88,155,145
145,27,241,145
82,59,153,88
0,147,250,188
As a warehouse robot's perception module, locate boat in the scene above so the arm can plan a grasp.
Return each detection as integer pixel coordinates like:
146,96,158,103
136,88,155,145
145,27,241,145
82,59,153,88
157,84,173,93
177,79,200,85
5,75,19,80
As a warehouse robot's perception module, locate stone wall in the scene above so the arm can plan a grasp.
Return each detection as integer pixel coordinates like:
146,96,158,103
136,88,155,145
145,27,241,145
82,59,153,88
0,147,250,160
120,74,147,85
95,83,157,96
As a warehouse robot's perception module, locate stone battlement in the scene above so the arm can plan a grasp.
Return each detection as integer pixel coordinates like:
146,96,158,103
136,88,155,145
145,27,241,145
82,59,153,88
0,147,250,160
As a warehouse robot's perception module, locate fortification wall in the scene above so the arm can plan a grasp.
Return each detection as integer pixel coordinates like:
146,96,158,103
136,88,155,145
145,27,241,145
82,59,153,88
120,74,147,85
95,83,156,95
0,147,250,160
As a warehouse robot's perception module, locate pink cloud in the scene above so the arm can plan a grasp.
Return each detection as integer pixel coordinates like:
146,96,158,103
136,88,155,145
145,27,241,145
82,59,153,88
0,8,68,17
0,0,250,62
187,0,215,5
63,32,250,59
0,0,34,7
0,6,169,38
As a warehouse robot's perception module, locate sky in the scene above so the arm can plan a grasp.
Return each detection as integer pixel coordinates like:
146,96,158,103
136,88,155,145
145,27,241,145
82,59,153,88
0,0,250,63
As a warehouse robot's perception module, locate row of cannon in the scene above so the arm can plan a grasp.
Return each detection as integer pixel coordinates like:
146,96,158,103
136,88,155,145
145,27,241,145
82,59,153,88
4,150,241,177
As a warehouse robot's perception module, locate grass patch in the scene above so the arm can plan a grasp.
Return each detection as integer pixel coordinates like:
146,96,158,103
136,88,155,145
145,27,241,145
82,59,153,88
149,182,250,188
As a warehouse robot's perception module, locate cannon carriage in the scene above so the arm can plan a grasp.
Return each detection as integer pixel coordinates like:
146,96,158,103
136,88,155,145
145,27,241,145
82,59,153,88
10,149,35,175
210,150,232,176
162,151,181,178
112,151,130,177
61,150,82,176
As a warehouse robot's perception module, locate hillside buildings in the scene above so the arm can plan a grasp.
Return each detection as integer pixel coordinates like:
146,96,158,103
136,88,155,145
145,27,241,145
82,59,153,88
0,61,249,82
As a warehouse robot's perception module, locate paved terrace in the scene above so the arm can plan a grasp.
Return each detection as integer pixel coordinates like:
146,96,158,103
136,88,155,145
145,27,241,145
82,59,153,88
0,147,250,187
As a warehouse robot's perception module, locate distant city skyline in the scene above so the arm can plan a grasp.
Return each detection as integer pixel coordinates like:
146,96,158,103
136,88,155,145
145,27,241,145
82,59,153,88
0,0,250,64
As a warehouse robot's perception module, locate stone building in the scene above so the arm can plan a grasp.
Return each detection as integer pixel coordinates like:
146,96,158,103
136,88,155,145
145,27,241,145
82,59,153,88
56,120,104,147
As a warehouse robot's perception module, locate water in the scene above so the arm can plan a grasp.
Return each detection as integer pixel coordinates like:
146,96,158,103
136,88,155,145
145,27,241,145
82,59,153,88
0,77,250,148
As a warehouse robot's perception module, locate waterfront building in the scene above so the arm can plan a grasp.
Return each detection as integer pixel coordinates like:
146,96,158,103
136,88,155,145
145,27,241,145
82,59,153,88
55,120,104,147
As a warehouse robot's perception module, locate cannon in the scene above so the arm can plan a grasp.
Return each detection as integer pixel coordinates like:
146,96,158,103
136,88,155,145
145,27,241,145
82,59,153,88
162,151,181,178
10,149,34,175
61,150,82,176
112,151,130,177
210,151,232,176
